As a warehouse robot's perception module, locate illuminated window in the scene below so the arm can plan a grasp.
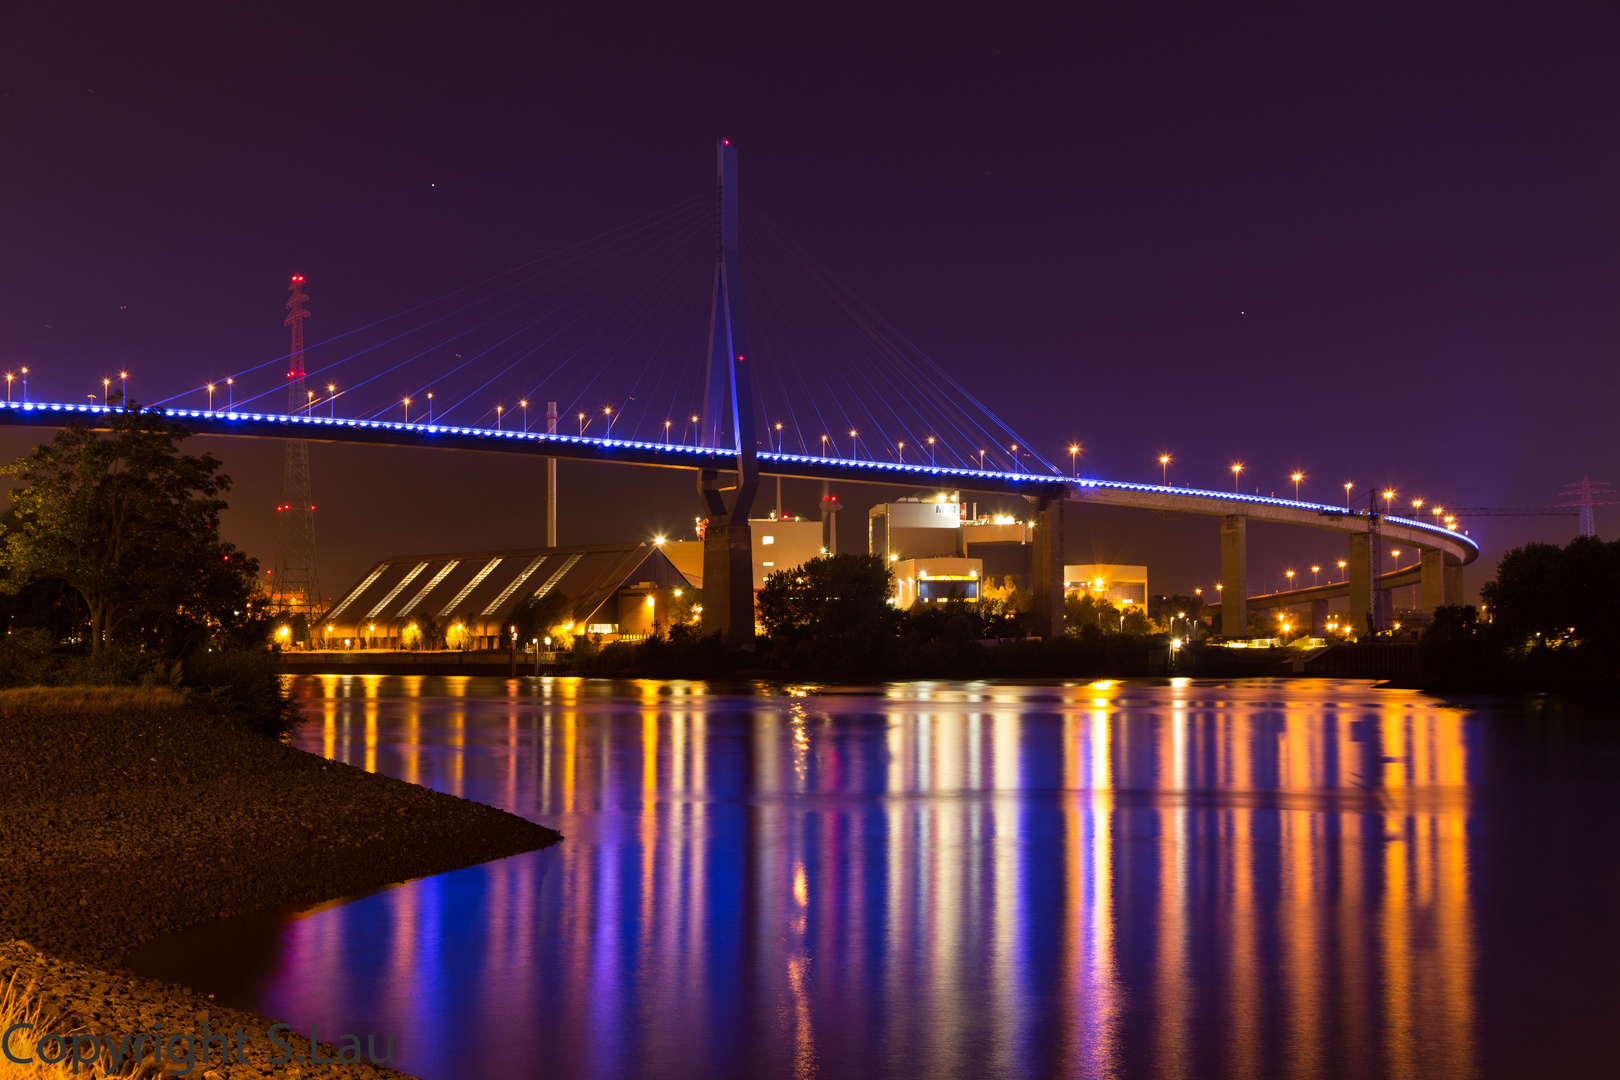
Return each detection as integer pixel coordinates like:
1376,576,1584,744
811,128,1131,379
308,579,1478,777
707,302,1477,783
762,535,775,545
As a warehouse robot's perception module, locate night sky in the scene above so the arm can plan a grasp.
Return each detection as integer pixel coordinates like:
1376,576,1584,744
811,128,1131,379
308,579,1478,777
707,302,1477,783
3,3,1617,603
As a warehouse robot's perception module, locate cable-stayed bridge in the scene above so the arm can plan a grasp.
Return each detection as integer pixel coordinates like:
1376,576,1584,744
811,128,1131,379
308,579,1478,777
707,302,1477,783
0,142,1477,642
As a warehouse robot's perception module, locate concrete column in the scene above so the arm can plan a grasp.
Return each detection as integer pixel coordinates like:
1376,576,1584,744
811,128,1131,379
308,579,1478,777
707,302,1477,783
1420,548,1446,614
1311,599,1329,636
1030,497,1065,638
1346,532,1371,634
545,401,558,546
1220,514,1248,637
700,515,755,647
1444,560,1464,607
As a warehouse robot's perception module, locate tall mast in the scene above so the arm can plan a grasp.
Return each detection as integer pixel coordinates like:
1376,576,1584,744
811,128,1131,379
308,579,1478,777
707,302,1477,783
272,274,322,635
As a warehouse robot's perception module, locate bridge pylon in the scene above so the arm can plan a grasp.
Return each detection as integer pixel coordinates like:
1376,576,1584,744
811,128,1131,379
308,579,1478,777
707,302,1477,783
696,139,760,647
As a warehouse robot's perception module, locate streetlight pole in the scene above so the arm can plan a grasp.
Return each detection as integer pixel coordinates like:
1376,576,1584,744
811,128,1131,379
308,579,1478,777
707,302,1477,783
1383,489,1395,515
1160,454,1170,485
1292,472,1303,501
403,397,410,423
328,384,336,418
1344,482,1353,511
850,430,857,460
521,400,529,430
898,440,905,463
207,383,213,411
665,419,672,444
604,405,614,437
1011,444,1019,474
1338,559,1347,582
1071,445,1079,478
775,422,782,453
821,434,828,458
20,368,26,404
120,371,127,404
225,378,232,411
1311,565,1320,587
427,392,433,423
978,449,985,470
496,405,503,430
928,436,936,466
1232,463,1243,492
102,378,109,406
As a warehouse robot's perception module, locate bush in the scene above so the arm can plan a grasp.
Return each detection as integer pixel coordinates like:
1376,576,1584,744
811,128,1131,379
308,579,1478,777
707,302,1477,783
181,649,303,740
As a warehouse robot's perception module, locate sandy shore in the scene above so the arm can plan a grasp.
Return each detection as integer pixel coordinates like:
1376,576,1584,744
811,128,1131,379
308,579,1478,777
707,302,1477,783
0,686,562,1077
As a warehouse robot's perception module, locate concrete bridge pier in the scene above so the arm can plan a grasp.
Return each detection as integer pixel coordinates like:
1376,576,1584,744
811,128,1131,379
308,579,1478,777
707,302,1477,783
1031,496,1065,638
701,512,755,647
1221,514,1248,637
1346,533,1371,633
1445,560,1464,607
1311,599,1329,636
1419,548,1467,612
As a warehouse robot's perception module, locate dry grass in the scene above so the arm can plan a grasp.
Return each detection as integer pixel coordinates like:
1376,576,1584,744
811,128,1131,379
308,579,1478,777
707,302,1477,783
0,685,186,716
0,971,106,1079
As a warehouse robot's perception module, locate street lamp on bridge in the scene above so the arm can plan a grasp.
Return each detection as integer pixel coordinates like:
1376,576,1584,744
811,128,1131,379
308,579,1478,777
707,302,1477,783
1344,481,1353,510
1291,471,1303,501
1159,453,1170,484
1231,463,1243,492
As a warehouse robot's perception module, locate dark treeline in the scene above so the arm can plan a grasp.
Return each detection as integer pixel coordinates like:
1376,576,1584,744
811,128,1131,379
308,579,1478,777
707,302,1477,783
1421,536,1620,681
578,553,1196,680
0,407,297,736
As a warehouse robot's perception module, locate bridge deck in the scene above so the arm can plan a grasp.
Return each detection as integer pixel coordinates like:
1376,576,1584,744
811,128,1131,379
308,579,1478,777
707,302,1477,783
0,401,1478,565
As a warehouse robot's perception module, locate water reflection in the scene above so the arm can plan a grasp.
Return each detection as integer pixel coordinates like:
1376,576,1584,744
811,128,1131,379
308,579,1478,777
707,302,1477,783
139,677,1488,1080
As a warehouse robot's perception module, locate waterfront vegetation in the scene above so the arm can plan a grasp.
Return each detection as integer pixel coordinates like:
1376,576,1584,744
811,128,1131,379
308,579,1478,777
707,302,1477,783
0,409,297,736
1418,536,1620,685
577,553,1193,680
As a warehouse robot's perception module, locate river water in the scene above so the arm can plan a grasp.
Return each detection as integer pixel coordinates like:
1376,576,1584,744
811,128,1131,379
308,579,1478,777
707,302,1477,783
127,676,1620,1080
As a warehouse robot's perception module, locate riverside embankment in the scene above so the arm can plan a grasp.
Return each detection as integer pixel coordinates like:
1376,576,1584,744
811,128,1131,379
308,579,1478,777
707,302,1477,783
0,686,562,1077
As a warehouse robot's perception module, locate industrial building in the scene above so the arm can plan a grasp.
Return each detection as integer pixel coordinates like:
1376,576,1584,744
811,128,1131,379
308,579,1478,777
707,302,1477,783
320,542,689,648
1066,564,1148,606
663,516,825,590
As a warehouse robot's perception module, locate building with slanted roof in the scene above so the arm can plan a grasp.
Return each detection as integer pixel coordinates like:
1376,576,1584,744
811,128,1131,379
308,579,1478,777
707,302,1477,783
320,542,690,648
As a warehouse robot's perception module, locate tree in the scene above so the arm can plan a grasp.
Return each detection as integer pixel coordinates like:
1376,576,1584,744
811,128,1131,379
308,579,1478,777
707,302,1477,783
1482,536,1620,657
513,590,572,644
758,554,899,670
0,407,261,654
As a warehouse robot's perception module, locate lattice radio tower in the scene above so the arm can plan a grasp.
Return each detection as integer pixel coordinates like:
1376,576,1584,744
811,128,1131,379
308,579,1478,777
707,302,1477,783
272,274,321,623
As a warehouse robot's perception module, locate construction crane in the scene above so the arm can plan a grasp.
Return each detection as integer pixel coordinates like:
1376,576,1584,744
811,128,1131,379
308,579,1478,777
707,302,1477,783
1445,478,1615,538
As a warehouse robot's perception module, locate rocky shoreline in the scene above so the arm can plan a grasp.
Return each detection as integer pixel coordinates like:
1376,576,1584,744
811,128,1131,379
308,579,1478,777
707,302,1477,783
0,686,563,1077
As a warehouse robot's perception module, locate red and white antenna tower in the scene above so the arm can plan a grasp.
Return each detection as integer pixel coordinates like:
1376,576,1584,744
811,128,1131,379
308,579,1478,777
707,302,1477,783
1556,477,1617,539
271,274,322,630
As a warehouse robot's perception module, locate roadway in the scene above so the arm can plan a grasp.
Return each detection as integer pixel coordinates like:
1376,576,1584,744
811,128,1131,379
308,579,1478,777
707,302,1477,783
0,400,1480,570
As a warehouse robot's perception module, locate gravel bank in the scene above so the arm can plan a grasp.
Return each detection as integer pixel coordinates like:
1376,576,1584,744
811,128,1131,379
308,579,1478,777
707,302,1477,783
0,686,563,1077
3,940,404,1078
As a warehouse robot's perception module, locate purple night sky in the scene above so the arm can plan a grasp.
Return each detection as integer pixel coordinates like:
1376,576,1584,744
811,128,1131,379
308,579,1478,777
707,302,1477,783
3,3,1617,602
